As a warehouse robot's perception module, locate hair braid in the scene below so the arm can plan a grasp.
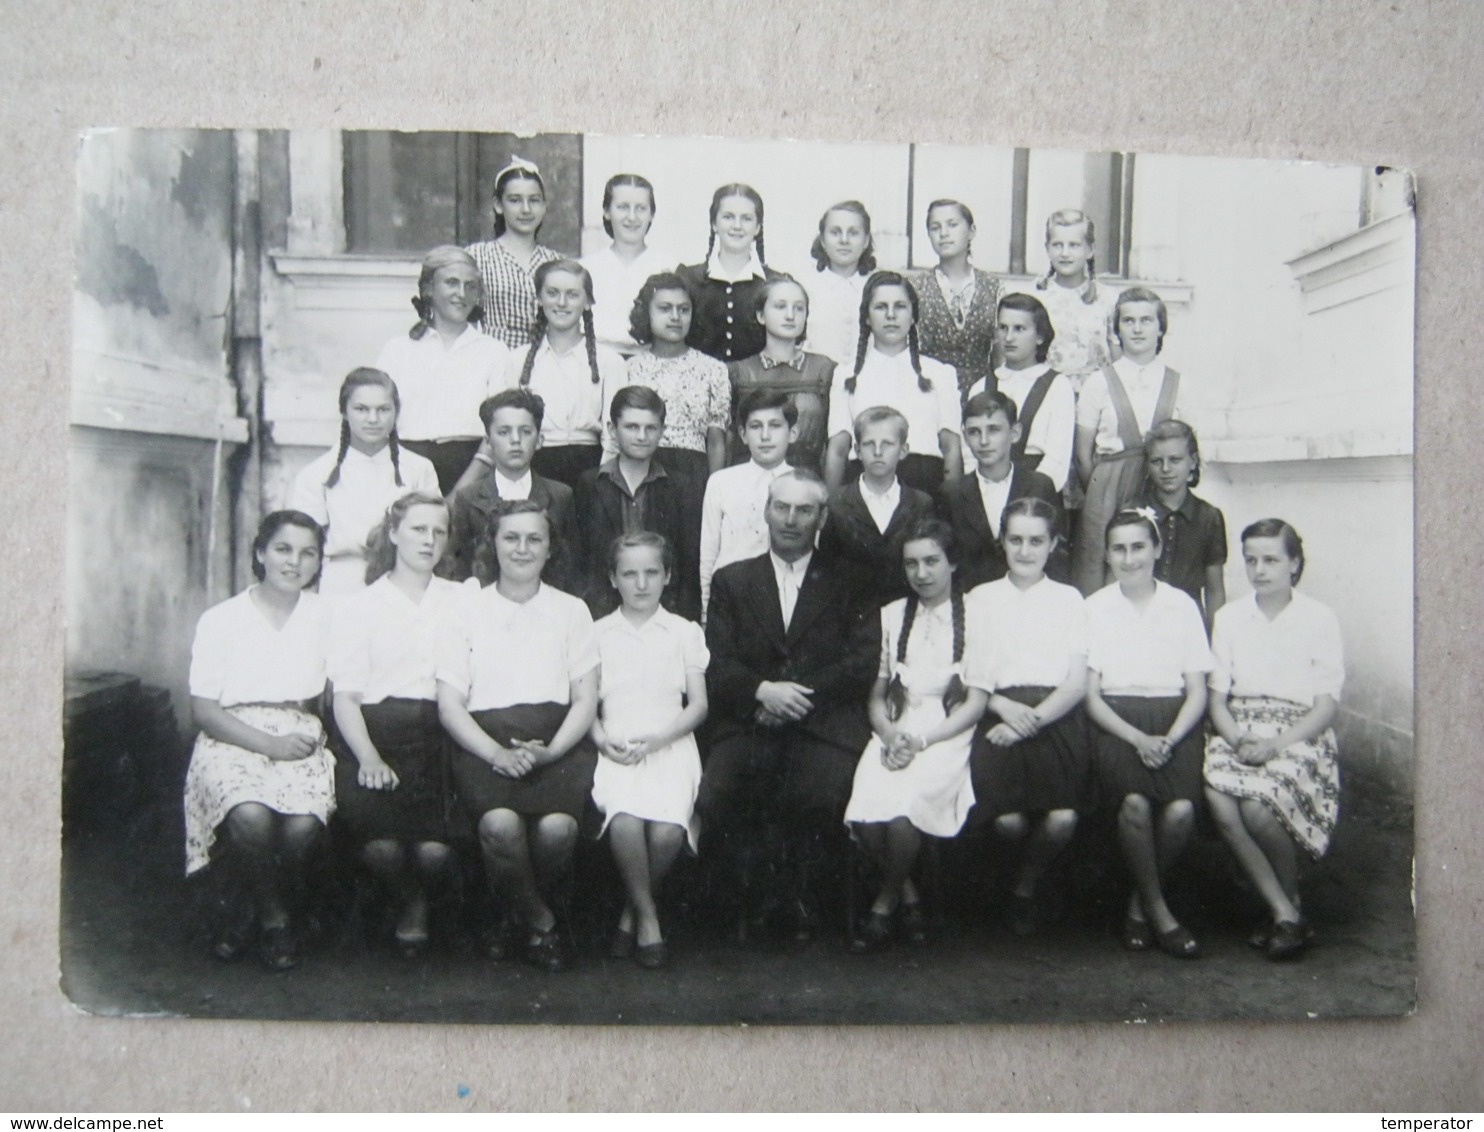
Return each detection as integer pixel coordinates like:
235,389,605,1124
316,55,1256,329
755,226,767,269
582,309,601,384
388,428,404,487
1082,254,1099,305
908,326,931,392
705,229,716,262
844,324,870,395
940,584,968,714
1034,267,1053,291
519,310,545,387
884,593,919,723
323,419,351,489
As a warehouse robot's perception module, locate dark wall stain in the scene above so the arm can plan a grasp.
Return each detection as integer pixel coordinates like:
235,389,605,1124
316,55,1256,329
77,196,169,317
169,131,232,228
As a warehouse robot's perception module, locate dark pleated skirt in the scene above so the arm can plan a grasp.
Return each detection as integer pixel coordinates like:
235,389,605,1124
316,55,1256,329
1093,695,1204,805
333,698,452,843
452,702,598,819
971,686,1093,816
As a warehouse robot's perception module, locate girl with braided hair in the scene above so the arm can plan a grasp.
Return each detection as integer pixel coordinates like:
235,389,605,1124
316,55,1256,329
500,258,627,489
676,183,781,363
289,368,439,598
374,245,510,495
911,199,1004,401
844,518,987,952
823,271,963,494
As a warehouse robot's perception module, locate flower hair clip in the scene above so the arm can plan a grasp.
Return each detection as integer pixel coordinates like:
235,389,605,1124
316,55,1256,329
1132,505,1158,524
495,155,541,182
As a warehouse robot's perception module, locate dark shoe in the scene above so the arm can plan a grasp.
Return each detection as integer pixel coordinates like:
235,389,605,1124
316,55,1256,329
1120,914,1152,952
1155,924,1201,959
1007,893,1037,937
634,940,669,969
1266,919,1312,961
901,902,930,946
525,925,569,973
1247,924,1272,950
850,910,894,954
259,924,298,971
608,926,637,960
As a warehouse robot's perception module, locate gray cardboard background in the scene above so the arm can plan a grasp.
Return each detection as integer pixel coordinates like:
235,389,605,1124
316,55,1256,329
2,0,1478,1111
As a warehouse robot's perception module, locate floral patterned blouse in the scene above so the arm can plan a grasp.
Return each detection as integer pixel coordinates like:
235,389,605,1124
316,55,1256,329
622,348,733,453
910,267,1003,401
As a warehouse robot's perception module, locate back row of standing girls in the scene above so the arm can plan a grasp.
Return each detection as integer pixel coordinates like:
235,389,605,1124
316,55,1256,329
299,159,1205,609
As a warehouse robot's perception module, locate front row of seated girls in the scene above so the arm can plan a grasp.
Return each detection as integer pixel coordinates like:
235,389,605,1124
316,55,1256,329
183,476,1341,972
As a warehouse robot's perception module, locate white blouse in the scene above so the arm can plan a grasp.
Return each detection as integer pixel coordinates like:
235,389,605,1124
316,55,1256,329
1085,581,1212,698
436,583,599,711
189,589,329,707
288,444,439,562
1209,591,1344,706
802,267,869,367
374,326,510,442
826,346,962,460
1075,356,1182,457
327,575,472,704
498,337,628,447
965,576,1087,692
581,244,678,355
594,606,710,732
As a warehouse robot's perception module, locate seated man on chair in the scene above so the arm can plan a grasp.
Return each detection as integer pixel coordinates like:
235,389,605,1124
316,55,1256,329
698,468,881,944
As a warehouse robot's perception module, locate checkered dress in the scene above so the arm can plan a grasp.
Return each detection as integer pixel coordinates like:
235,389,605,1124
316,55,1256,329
467,239,562,350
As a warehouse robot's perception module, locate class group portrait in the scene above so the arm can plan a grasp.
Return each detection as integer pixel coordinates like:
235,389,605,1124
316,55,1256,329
62,128,1417,1025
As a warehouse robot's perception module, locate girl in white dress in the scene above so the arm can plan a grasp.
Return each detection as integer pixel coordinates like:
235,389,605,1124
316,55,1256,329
844,518,988,951
328,491,466,958
288,368,439,598
1203,519,1344,960
183,510,332,971
590,532,710,969
966,498,1091,935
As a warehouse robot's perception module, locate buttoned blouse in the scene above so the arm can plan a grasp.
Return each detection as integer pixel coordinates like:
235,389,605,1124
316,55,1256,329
595,605,710,718
1085,581,1213,697
501,337,627,448
826,346,962,460
621,348,732,454
967,363,1077,492
189,589,329,707
802,267,869,367
677,255,777,362
467,239,563,350
374,326,510,442
965,576,1087,692
436,583,599,711
580,244,677,355
1076,356,1182,457
1209,591,1344,706
327,575,471,704
289,444,440,561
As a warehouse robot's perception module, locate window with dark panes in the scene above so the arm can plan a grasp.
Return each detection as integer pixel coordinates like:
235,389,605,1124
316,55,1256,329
1009,149,1135,276
344,131,583,255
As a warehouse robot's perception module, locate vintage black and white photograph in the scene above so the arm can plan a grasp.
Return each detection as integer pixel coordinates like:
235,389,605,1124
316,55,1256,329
62,127,1415,1025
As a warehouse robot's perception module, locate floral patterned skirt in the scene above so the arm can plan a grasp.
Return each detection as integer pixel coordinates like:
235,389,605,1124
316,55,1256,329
183,703,336,875
1203,695,1340,860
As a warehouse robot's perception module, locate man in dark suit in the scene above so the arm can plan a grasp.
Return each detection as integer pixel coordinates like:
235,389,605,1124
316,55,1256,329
443,388,576,591
941,389,1069,591
699,468,881,943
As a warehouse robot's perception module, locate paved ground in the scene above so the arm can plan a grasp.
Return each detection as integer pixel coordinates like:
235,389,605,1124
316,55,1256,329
58,756,1415,1027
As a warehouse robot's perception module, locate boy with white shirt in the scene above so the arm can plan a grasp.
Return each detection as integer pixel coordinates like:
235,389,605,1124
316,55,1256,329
699,388,799,620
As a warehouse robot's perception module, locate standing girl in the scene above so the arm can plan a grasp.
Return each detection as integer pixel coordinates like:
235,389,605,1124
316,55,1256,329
676,183,780,363
966,498,1090,935
374,246,509,496
436,500,600,972
728,275,835,471
1073,287,1183,595
505,258,627,489
1032,209,1118,392
802,200,877,368
844,519,987,951
328,492,465,958
581,173,676,357
590,533,710,969
183,511,332,971
290,368,440,598
623,270,734,499
1204,520,1344,960
1133,419,1228,630
1085,508,1213,959
466,158,563,350
911,199,1003,401
824,271,964,494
